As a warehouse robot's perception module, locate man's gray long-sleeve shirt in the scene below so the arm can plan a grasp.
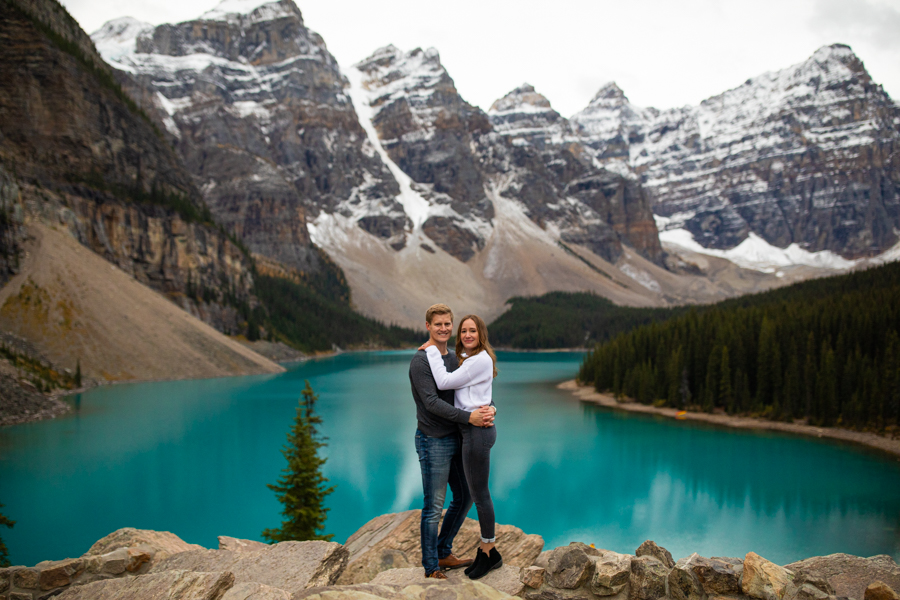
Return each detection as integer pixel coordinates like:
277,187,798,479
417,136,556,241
410,349,471,437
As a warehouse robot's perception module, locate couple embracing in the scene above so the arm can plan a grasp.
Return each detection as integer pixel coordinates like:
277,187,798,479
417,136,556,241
408,303,502,580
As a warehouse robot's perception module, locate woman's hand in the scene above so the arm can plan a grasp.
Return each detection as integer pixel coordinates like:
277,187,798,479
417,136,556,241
468,405,495,428
418,339,435,351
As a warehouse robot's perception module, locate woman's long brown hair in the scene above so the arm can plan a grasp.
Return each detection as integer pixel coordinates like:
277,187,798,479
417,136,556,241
455,315,498,378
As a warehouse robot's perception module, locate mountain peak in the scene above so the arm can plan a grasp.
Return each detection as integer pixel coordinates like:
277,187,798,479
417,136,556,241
489,83,553,114
198,0,300,24
589,82,628,105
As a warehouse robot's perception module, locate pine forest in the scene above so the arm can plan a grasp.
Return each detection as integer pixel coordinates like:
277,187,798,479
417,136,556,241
578,262,900,432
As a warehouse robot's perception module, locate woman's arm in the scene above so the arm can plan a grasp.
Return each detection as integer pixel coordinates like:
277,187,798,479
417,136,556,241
425,346,492,390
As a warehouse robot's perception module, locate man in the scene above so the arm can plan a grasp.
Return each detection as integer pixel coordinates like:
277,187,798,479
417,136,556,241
409,303,495,579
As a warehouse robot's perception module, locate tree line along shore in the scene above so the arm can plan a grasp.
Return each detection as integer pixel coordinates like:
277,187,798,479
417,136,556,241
576,261,900,436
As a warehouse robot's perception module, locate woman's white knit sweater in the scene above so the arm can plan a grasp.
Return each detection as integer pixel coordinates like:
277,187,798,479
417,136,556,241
425,346,493,411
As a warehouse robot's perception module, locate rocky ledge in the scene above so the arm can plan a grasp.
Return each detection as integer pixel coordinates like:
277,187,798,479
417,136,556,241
1,512,898,600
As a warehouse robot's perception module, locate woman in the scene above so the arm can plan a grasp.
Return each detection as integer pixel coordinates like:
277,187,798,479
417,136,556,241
420,314,501,580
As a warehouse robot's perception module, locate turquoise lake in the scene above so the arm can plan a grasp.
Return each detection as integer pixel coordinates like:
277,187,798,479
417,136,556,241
1,350,899,567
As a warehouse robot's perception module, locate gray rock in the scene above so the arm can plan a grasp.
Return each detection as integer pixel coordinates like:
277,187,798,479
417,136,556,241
786,554,900,600
335,549,410,586
219,537,271,553
523,585,597,600
36,558,84,591
83,528,203,567
547,544,595,589
13,569,39,590
792,583,832,600
522,566,546,589
222,582,291,600
293,583,408,600
150,541,348,595
793,571,835,596
592,551,632,596
630,556,669,600
691,557,742,596
83,548,153,576
669,554,707,600
339,511,542,585
534,551,553,570
636,542,675,569
54,569,234,600
368,565,523,597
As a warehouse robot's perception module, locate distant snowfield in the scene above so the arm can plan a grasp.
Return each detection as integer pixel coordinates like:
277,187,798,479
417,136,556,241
655,219,900,274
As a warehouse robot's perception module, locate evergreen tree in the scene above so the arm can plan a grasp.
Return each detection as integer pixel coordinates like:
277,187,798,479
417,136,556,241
719,346,734,412
0,502,14,568
262,381,334,543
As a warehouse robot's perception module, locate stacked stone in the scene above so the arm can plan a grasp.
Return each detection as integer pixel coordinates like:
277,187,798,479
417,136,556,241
516,542,896,600
3,515,900,600
0,547,152,600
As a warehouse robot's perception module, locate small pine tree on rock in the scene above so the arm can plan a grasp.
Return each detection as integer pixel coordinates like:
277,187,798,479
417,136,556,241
0,502,15,568
262,381,334,543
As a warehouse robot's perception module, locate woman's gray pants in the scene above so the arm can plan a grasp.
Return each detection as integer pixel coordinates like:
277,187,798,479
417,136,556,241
460,422,497,542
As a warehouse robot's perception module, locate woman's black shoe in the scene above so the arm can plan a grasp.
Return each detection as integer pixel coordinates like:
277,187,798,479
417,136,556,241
468,548,502,579
464,549,486,576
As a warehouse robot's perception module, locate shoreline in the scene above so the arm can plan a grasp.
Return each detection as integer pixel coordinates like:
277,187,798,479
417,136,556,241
559,379,900,459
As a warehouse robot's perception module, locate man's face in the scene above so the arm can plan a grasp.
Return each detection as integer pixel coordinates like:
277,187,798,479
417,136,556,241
426,313,453,344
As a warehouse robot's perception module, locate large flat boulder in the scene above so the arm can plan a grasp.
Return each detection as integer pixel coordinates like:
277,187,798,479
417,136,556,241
368,565,523,597
786,555,900,600
222,581,292,600
220,537,271,553
294,583,408,599
150,541,348,595
84,528,203,568
339,511,542,584
54,569,234,600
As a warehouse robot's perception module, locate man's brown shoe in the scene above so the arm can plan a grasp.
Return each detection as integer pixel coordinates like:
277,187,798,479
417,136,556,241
426,570,448,579
439,554,474,570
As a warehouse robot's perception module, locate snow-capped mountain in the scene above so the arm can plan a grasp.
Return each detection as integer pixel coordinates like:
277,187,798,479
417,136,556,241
572,44,900,258
92,3,682,326
91,1,896,326
485,84,662,264
92,0,402,273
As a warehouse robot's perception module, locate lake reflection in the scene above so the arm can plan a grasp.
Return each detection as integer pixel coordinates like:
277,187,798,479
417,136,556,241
0,351,898,566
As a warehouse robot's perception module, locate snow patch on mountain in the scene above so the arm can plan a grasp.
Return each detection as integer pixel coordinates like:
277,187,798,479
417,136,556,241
199,0,294,23
356,45,446,123
90,17,153,72
346,66,429,228
661,229,857,272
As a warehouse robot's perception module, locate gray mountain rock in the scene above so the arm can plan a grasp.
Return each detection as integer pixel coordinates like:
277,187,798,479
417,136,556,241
572,44,900,259
486,84,663,264
93,1,403,273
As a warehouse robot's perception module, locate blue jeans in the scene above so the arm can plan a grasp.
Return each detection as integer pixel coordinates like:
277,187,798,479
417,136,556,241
415,429,472,574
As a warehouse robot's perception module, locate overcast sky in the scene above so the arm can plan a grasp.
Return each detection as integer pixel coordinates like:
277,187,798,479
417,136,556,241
61,0,900,117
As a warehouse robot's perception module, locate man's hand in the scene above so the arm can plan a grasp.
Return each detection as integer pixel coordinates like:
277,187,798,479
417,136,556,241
418,339,436,351
468,406,495,427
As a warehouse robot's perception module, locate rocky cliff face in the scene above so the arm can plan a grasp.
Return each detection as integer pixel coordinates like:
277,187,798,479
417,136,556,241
93,8,667,268
0,0,259,335
352,45,494,261
486,84,663,264
572,45,900,258
93,1,403,272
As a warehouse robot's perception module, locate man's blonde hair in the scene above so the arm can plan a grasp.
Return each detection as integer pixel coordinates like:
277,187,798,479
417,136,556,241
425,303,454,324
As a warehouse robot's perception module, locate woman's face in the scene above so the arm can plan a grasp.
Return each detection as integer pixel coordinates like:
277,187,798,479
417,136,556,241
459,319,479,351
